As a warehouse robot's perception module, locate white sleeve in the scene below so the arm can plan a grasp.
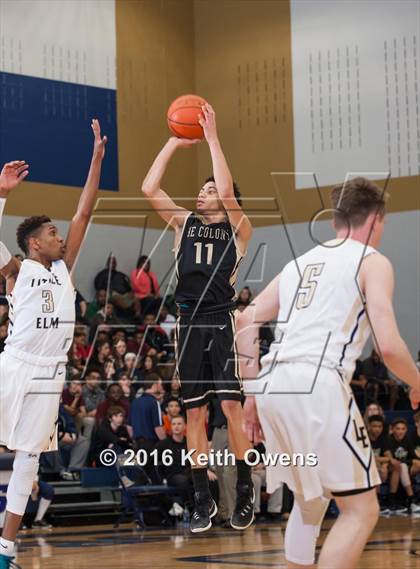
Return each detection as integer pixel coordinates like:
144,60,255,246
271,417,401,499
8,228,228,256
0,241,12,269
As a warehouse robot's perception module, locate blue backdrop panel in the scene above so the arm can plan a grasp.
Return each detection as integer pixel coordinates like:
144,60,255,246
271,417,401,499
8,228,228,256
0,72,118,191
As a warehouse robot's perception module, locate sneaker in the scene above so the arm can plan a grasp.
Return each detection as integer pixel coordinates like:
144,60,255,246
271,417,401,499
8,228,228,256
410,502,420,514
32,520,52,529
190,493,217,533
231,483,255,530
389,503,408,515
0,555,22,569
60,470,74,481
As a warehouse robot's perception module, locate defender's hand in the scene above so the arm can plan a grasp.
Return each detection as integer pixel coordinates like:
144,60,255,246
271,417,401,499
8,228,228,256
243,396,265,444
410,386,420,410
92,119,107,160
0,160,29,197
198,103,218,145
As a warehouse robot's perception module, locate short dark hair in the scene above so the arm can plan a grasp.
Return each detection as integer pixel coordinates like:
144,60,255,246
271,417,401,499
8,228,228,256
205,176,242,207
391,418,408,428
368,415,385,425
330,178,387,229
107,405,125,420
166,397,180,407
85,366,102,378
16,215,51,255
144,373,162,390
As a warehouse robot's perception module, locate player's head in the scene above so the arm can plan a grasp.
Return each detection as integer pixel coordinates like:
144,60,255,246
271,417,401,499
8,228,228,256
16,216,65,261
166,397,181,418
367,415,385,439
391,418,408,441
197,176,242,214
330,177,387,247
170,415,186,437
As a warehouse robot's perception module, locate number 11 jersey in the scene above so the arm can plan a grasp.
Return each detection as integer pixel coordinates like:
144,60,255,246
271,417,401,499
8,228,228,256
174,213,244,308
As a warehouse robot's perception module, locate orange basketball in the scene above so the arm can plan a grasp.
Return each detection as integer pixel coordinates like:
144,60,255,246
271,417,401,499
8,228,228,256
167,94,208,139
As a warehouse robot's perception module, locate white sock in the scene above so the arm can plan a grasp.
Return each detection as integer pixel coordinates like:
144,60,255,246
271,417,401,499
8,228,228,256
35,498,51,522
0,537,15,557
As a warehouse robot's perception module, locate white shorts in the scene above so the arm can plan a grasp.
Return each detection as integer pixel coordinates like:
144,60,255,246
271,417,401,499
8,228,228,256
255,362,380,501
0,347,67,453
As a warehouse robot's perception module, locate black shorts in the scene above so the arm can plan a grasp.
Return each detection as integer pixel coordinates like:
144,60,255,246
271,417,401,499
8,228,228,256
175,308,243,409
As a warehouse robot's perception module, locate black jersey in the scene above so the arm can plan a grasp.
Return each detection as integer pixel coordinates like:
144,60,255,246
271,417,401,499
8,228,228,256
175,213,243,308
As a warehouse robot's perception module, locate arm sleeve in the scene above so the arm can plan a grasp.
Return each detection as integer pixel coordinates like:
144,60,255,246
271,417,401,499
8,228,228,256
0,241,12,269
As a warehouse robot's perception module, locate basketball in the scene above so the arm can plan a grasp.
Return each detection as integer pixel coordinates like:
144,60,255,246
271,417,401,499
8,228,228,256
167,94,208,139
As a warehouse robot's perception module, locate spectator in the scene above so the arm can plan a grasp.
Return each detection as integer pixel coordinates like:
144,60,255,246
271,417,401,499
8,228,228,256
86,289,107,322
139,313,168,358
384,418,420,513
411,411,420,460
92,406,133,462
89,303,120,342
130,255,161,315
351,359,367,411
162,374,181,409
155,415,218,513
75,289,88,322
104,358,117,384
94,255,136,321
82,367,106,436
129,374,166,454
0,319,9,353
163,397,182,436
362,349,398,409
367,415,390,484
57,404,91,480
117,371,136,402
126,329,150,358
90,340,112,369
158,304,176,339
117,352,144,388
96,383,130,425
25,479,55,529
142,354,159,377
236,286,252,308
112,338,127,369
363,402,386,425
73,328,90,362
62,377,87,432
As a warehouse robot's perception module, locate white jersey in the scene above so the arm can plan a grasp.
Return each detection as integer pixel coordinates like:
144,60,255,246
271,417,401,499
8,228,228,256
260,238,377,381
5,259,75,360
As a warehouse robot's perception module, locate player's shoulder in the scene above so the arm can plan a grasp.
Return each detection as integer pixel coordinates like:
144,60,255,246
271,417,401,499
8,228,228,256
361,250,393,272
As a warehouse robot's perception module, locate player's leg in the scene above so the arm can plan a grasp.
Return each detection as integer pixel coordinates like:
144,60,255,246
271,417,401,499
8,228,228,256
0,451,40,565
284,493,329,569
317,488,379,569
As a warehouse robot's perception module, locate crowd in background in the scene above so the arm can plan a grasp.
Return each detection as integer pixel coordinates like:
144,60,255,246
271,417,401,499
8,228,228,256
0,253,419,523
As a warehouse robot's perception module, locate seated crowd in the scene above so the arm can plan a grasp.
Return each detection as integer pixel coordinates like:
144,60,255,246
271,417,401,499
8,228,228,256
0,257,419,524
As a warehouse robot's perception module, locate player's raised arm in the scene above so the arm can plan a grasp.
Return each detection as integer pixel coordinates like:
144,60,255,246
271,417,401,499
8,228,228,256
64,119,107,271
361,253,420,408
0,160,29,199
141,137,199,229
199,104,253,248
235,273,281,443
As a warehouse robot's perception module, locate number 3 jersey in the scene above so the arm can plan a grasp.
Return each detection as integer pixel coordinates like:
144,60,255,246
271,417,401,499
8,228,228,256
5,259,76,359
174,213,244,308
260,238,377,381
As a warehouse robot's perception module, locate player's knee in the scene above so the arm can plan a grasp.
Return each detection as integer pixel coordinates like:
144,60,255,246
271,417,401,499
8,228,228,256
220,399,241,418
336,489,379,525
6,450,40,515
186,406,206,424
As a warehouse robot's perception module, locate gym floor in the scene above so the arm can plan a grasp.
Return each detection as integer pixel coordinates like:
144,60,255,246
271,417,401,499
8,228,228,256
14,517,420,568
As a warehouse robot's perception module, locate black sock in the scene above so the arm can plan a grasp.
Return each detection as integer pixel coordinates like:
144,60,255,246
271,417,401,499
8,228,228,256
191,468,210,497
236,459,252,485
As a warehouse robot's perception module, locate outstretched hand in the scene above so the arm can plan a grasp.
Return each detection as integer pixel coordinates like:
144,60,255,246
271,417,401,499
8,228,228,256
0,160,29,197
92,119,107,160
198,103,218,145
